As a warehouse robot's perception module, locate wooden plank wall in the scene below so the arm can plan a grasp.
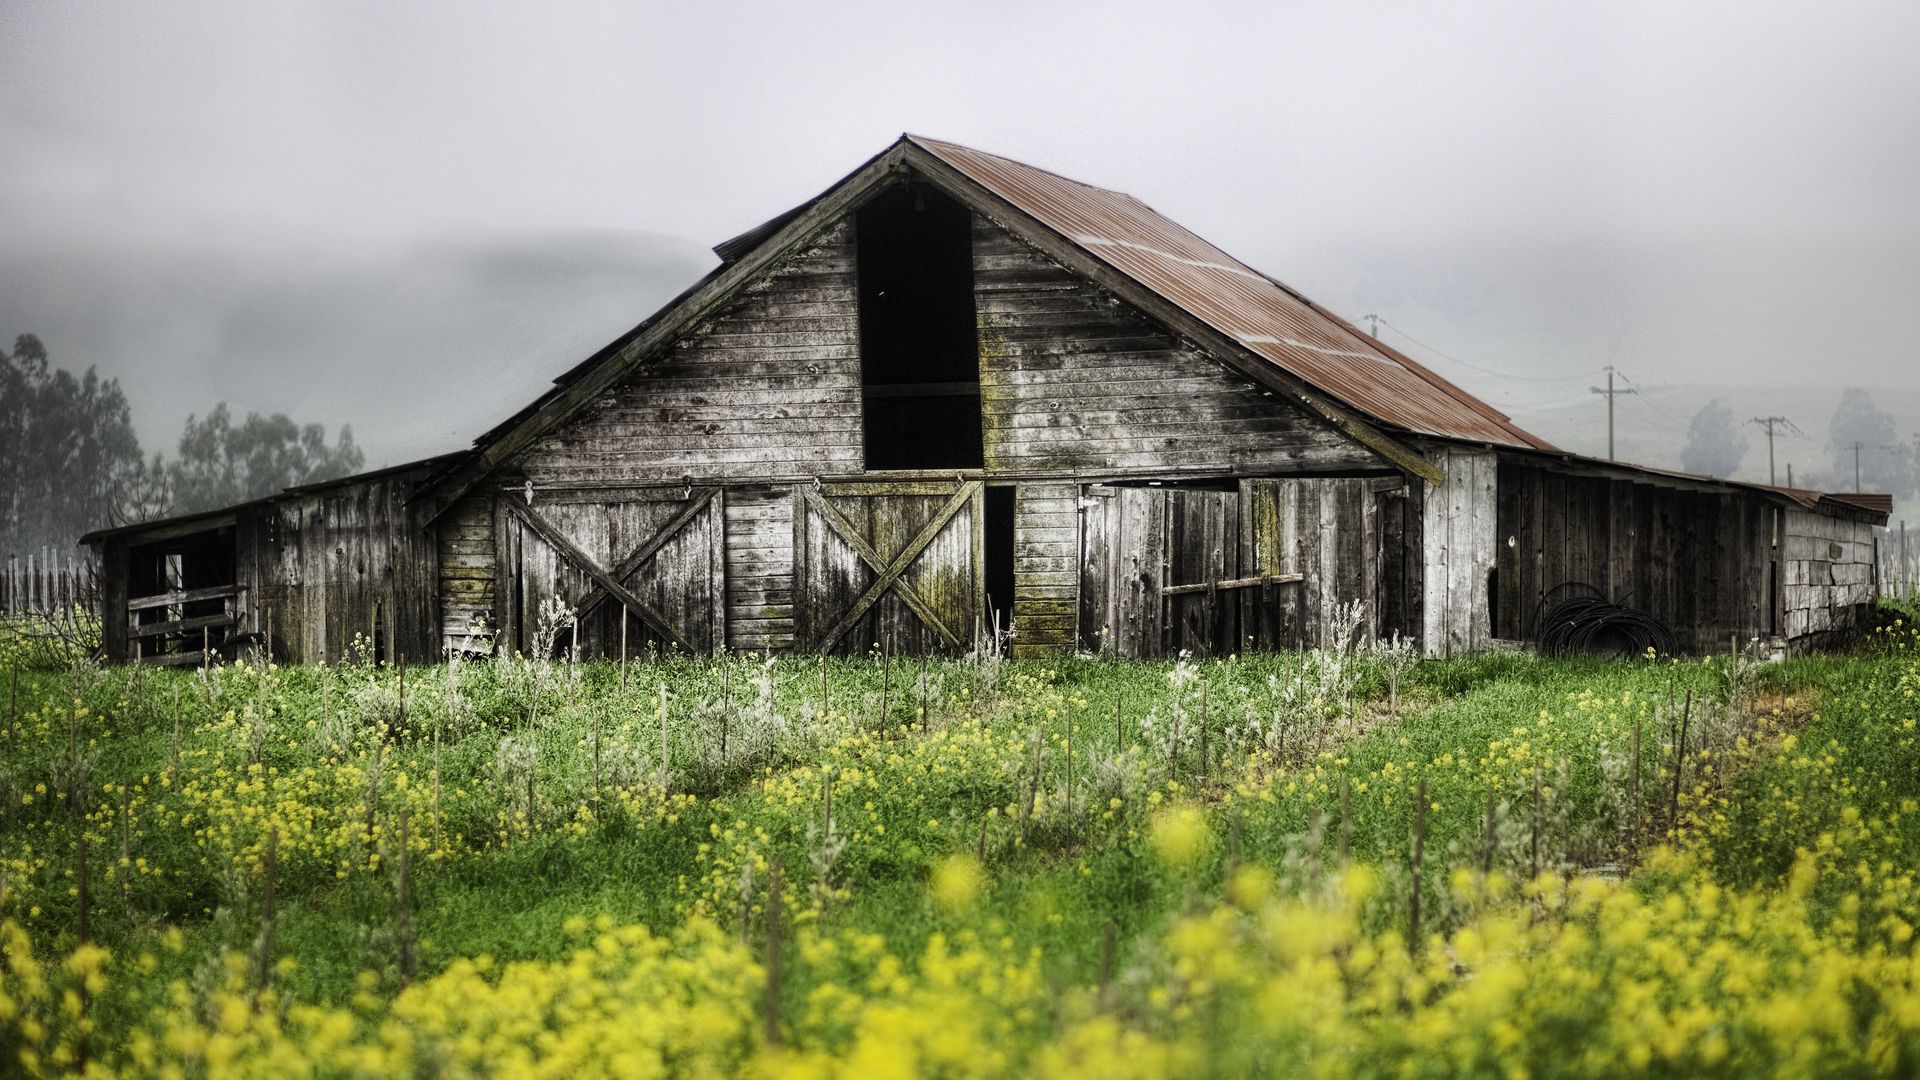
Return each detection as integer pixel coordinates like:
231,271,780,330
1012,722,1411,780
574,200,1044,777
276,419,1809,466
1495,461,1778,654
438,492,493,649
251,474,436,664
1422,447,1498,658
493,489,724,658
724,485,795,654
1081,477,1416,658
1012,481,1078,657
793,486,978,655
1782,508,1879,647
972,218,1383,477
514,221,865,487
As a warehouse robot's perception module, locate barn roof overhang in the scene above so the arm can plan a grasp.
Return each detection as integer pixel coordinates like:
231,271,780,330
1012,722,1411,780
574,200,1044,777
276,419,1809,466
79,452,468,547
1482,441,1894,526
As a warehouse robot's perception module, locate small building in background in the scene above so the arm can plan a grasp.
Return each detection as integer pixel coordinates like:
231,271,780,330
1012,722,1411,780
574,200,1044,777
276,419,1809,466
83,136,1892,665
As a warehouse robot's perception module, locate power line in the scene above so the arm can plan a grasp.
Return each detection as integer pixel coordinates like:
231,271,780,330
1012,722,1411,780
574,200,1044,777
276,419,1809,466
1371,317,1602,384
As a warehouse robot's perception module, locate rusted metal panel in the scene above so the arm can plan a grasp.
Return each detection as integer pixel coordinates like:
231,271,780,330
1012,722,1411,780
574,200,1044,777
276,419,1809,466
913,136,1552,451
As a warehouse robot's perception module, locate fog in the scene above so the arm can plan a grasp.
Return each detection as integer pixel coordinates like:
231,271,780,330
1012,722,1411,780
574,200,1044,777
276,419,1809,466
4,0,1917,467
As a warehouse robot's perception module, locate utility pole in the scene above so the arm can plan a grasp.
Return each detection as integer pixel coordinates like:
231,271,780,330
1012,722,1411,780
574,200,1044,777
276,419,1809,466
1590,366,1635,460
1748,416,1798,486
1363,313,1379,338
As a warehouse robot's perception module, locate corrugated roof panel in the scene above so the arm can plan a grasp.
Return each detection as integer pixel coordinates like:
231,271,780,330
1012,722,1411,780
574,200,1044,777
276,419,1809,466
909,136,1554,450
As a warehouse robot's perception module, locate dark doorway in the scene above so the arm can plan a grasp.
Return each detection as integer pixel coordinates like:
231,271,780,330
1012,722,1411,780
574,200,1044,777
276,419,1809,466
856,181,984,469
984,486,1016,649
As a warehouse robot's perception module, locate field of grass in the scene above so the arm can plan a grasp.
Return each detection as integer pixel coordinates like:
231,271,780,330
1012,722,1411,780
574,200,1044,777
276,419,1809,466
2,617,1918,1077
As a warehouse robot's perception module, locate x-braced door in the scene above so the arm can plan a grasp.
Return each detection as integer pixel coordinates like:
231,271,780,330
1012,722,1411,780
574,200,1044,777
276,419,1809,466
497,487,724,656
794,480,982,654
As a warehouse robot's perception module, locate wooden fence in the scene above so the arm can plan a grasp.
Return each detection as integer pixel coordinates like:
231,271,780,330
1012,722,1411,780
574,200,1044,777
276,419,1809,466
2,549,97,618
1881,521,1918,604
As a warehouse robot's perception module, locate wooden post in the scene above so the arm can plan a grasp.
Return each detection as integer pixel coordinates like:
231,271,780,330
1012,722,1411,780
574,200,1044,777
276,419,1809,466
1339,775,1352,863
879,633,892,731
396,806,416,986
763,863,784,1047
256,828,278,996
1530,764,1543,880
659,682,670,792
1410,776,1427,954
1629,717,1642,855
1064,709,1073,821
1198,680,1209,782
1670,689,1693,831
1482,786,1498,874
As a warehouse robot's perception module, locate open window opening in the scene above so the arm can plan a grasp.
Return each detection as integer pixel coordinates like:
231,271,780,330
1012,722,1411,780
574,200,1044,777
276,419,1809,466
856,181,984,470
983,486,1016,651
127,524,238,663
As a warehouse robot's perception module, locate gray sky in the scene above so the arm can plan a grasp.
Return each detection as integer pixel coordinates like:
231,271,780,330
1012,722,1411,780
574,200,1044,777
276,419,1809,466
4,0,1918,469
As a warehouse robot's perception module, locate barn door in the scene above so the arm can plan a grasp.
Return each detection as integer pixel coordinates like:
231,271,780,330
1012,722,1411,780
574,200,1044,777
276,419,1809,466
1080,485,1241,658
497,487,725,656
794,480,982,654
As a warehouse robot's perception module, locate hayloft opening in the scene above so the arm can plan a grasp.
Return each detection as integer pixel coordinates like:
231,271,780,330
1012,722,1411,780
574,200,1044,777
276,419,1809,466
856,182,983,470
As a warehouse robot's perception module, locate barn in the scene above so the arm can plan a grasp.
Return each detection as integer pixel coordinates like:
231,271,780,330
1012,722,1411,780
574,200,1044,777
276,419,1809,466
83,135,1893,665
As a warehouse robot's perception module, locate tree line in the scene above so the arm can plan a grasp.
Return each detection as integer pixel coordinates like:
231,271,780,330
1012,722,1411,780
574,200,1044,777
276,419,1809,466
1683,389,1916,500
1,334,364,557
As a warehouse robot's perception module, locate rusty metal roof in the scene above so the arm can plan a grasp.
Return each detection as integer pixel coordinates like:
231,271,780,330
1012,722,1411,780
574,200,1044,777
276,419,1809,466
907,136,1554,451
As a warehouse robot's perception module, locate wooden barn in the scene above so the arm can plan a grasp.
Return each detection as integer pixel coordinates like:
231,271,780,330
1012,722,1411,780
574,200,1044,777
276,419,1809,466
84,136,1893,665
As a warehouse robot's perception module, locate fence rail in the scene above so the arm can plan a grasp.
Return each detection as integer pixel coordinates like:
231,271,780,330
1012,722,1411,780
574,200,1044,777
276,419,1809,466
2,549,98,618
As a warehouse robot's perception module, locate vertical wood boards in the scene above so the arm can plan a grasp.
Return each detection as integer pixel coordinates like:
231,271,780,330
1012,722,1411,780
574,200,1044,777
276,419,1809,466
971,217,1384,477
1080,476,1413,658
1012,482,1079,658
1490,457,1871,655
249,473,435,664
492,488,725,658
1421,448,1497,657
792,482,980,655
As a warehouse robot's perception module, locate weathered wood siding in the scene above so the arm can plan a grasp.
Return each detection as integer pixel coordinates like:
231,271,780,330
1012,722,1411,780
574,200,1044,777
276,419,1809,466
514,220,864,487
437,492,494,649
1494,461,1777,654
1081,477,1417,658
793,481,980,655
1422,447,1498,657
725,485,795,653
1012,481,1078,657
1782,508,1878,647
249,473,436,664
973,218,1382,477
493,487,724,658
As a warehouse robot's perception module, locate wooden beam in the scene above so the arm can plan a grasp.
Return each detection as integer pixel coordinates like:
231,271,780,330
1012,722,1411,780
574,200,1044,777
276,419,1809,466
127,584,238,612
499,498,692,653
129,612,236,638
1159,573,1304,597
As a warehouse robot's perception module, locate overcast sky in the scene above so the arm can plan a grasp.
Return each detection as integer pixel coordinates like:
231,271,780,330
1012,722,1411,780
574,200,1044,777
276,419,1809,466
4,0,1918,468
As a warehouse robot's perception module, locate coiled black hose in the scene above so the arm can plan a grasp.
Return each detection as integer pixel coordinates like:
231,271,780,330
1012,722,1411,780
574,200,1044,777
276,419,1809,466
1537,596,1678,658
